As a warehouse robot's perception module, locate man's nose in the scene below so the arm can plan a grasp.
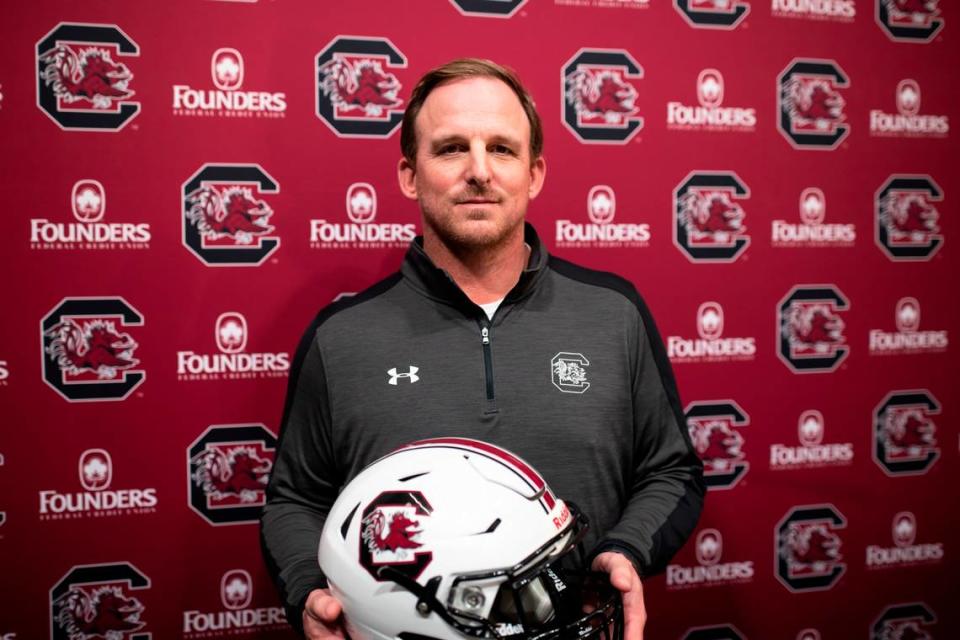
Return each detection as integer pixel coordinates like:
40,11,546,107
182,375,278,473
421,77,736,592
465,144,492,186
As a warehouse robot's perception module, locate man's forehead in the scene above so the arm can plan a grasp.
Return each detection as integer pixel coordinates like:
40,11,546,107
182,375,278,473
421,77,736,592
416,76,530,142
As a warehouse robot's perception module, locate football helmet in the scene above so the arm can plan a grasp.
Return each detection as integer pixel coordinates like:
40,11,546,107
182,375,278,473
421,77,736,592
318,437,623,640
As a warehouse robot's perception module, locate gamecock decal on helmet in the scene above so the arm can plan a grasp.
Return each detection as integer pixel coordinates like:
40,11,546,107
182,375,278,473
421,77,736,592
876,0,943,41
187,424,277,525
777,285,849,373
181,163,280,266
562,49,644,144
36,23,140,131
871,603,937,640
775,504,847,593
674,171,750,263
682,625,747,640
873,390,940,477
50,562,151,640
674,0,751,29
685,400,750,490
359,491,434,581
41,297,145,402
777,59,849,150
875,175,943,261
316,36,407,138
449,0,529,16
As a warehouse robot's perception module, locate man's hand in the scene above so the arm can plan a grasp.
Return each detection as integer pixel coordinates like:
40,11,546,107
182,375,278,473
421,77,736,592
303,589,346,640
591,551,646,640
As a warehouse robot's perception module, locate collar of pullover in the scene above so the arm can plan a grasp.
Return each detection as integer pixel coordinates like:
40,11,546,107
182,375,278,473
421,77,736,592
401,222,549,313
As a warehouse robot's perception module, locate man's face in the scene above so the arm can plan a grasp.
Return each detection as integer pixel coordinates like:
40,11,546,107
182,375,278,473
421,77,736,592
398,76,546,251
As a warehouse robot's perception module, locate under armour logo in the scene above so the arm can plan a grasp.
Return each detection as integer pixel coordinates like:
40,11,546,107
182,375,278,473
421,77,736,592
387,366,419,385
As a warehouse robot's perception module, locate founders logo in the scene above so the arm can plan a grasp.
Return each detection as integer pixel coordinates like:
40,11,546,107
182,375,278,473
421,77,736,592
876,0,943,41
777,285,849,373
770,410,854,470
875,174,943,261
36,23,140,131
551,352,590,394
667,528,754,589
173,47,287,119
316,36,407,138
866,512,944,569
310,182,416,249
188,424,277,525
51,563,151,640
775,504,847,592
871,603,937,640
674,0,751,29
772,0,856,22
41,297,145,402
686,400,750,490
667,69,757,133
669,302,757,363
176,312,290,381
778,59,850,150
869,297,948,355
39,449,158,521
182,569,286,637
674,171,750,263
873,390,940,476
562,49,644,144
30,179,151,250
182,163,280,266
449,0,529,16
870,80,948,138
555,185,651,248
771,188,856,248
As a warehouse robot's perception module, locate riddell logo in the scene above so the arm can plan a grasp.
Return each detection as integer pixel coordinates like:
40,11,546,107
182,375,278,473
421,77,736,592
182,569,286,636
771,188,856,248
875,175,943,261
30,180,151,250
869,297,948,355
673,171,751,263
873,390,940,476
177,312,290,381
50,563,152,640
562,49,644,144
870,80,948,138
173,47,286,118
555,185,651,248
770,410,854,470
667,69,757,133
777,59,850,150
876,0,943,42
667,527,754,589
669,303,757,363
775,504,847,592
36,23,141,131
686,400,750,490
674,0,751,29
310,182,416,249
777,285,849,373
771,0,856,22
866,512,943,570
871,603,938,640
39,449,158,520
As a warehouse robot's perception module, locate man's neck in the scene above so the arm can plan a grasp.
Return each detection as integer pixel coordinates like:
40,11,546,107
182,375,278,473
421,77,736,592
422,227,529,305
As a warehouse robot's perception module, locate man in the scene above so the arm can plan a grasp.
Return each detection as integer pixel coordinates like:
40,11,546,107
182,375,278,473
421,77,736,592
261,59,704,640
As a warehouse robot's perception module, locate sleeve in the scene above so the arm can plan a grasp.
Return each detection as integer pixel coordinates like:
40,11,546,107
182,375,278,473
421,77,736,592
590,291,706,577
260,323,340,635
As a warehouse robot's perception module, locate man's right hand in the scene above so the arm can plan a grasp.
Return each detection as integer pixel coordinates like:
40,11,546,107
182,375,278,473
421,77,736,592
303,589,346,640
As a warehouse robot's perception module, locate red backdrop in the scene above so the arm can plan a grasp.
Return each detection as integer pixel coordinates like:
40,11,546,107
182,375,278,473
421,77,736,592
2,1,957,639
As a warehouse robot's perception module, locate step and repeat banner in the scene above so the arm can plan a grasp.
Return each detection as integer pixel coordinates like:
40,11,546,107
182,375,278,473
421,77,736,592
1,0,957,638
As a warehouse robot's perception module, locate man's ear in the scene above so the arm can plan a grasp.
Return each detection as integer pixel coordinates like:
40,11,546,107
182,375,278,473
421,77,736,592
528,155,546,200
397,157,418,201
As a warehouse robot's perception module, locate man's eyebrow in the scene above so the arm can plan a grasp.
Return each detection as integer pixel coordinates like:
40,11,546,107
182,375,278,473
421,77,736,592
428,134,523,149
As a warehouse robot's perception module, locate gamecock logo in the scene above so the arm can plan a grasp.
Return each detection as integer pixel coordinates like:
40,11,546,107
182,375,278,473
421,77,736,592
674,171,750,263
41,297,145,402
36,23,140,131
873,390,940,476
187,424,277,525
776,505,847,592
674,0,751,29
777,285,850,373
359,491,433,581
181,163,280,266
778,59,849,149
875,175,943,261
449,0,529,16
551,352,591,394
682,625,747,640
316,36,407,138
50,563,151,640
871,603,937,640
562,49,644,144
686,400,749,490
876,0,943,42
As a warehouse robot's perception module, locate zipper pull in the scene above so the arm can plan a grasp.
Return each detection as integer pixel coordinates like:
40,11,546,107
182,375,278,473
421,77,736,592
481,326,490,345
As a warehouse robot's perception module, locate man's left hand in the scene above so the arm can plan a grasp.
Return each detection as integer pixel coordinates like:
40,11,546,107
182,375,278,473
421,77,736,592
591,551,646,640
